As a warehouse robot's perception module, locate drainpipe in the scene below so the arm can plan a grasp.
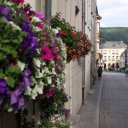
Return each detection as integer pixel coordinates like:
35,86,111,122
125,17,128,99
82,0,86,105
45,0,52,25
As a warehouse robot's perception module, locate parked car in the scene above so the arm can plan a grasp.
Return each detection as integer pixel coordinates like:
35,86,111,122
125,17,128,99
119,67,125,72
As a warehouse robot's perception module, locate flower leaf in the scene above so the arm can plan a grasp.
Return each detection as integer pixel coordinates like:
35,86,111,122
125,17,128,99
7,76,15,88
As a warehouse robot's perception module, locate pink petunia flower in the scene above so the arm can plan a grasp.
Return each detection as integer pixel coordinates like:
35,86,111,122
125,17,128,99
46,87,55,97
41,47,54,60
37,22,43,29
56,54,61,60
35,12,45,20
12,0,24,4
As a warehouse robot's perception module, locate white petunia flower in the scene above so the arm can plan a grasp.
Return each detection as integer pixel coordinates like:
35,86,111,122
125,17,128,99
34,58,41,68
33,26,42,32
8,107,13,112
9,21,21,30
47,77,52,84
52,28,59,34
56,27,61,31
31,90,38,100
24,87,32,96
35,69,45,78
6,2,13,6
17,61,25,71
32,16,41,22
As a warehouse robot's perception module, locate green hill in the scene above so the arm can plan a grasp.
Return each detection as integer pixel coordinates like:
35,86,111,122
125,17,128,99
100,27,128,44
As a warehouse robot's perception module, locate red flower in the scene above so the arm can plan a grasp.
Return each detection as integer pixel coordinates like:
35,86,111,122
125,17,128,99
72,31,77,36
72,54,77,59
68,50,73,54
59,31,68,36
12,0,24,4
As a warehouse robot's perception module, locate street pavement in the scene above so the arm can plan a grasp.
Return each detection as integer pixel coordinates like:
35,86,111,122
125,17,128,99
78,74,103,128
100,72,128,128
78,72,128,128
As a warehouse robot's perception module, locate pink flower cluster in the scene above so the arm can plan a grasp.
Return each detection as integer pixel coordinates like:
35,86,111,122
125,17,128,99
41,47,54,60
12,0,24,4
46,87,55,97
35,12,45,20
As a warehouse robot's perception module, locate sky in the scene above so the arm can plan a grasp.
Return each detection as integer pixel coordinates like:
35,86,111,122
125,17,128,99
97,0,128,27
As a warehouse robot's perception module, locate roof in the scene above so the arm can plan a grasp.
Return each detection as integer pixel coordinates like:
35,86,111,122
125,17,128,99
99,41,128,49
96,6,102,19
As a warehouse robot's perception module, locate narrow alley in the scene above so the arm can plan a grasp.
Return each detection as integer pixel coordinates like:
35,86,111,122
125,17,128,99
78,72,128,128
1,1,128,128
100,72,128,128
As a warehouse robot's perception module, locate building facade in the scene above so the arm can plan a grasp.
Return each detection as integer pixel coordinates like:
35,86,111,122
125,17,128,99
96,7,102,67
25,0,98,116
99,41,128,70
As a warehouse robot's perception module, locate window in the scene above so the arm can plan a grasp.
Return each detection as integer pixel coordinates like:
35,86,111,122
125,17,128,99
112,56,115,61
103,50,107,54
108,63,111,67
116,50,119,55
108,56,111,61
104,56,107,61
116,56,118,60
112,50,115,54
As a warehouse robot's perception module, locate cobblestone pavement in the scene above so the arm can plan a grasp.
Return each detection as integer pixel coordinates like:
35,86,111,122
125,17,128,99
100,72,128,128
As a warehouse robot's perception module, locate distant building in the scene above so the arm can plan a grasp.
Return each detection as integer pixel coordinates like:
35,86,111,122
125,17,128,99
122,47,128,68
96,6,102,66
99,41,127,70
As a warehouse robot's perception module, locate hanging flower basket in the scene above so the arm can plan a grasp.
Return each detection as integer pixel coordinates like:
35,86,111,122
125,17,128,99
51,13,92,63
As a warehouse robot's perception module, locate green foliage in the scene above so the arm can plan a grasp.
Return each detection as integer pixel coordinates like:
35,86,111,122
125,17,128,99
21,109,70,128
51,13,76,46
0,19,25,60
40,88,68,117
100,27,128,44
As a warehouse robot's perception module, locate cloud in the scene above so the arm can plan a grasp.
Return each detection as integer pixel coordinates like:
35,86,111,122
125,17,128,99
97,0,128,27
100,22,107,27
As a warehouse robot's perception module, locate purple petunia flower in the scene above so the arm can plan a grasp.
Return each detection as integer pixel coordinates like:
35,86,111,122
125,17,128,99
0,79,7,94
23,76,31,88
56,32,61,38
21,20,34,36
10,68,32,111
10,88,25,110
24,68,31,76
10,90,19,105
40,112,46,118
0,6,10,20
22,36,38,54
0,98,3,105
18,97,24,109
23,68,32,88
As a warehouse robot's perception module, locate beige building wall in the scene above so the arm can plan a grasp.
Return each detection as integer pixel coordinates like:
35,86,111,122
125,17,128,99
84,0,97,96
52,0,82,115
83,0,91,98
